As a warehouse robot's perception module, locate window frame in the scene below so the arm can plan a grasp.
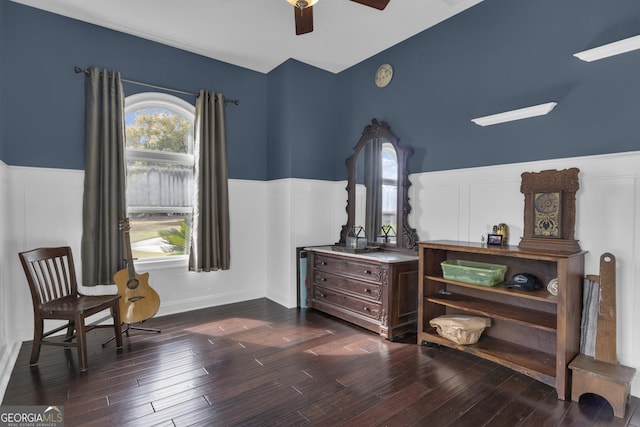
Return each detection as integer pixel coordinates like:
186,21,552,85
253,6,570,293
124,92,196,268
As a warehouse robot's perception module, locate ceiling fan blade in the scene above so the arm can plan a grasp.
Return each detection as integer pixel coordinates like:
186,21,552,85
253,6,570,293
351,0,390,10
294,5,314,35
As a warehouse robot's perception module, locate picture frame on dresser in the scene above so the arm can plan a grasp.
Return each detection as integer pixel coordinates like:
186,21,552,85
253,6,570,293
487,234,503,246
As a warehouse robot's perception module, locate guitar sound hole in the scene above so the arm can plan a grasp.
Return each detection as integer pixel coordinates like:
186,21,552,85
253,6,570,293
126,278,140,290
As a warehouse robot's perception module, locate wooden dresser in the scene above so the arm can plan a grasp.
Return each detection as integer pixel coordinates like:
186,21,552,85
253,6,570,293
305,247,418,339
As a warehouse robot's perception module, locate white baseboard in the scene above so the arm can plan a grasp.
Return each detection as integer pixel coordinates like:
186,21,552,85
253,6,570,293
155,287,267,318
0,342,22,403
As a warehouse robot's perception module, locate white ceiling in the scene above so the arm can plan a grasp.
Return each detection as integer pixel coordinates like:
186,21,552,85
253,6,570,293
12,0,482,74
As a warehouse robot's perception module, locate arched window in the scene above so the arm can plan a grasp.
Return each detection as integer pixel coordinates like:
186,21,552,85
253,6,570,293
124,93,195,261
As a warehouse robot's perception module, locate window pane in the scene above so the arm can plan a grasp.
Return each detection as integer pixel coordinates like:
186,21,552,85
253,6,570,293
125,108,193,154
125,93,196,261
129,213,191,259
127,160,193,208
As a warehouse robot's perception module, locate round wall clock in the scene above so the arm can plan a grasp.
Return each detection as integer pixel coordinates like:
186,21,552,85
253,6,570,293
375,64,393,88
518,168,581,253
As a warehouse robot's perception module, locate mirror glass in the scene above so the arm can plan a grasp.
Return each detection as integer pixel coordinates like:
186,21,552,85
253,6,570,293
355,143,398,243
380,143,398,243
340,119,418,251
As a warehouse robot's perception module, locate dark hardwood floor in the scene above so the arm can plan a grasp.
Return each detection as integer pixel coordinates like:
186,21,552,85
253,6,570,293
3,298,638,426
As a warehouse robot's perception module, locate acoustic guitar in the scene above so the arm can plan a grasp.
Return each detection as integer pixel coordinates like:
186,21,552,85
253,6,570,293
114,218,161,324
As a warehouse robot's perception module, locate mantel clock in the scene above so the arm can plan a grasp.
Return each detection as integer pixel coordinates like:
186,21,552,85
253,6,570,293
518,168,581,253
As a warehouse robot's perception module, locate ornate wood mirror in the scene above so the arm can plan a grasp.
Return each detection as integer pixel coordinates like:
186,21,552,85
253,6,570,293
339,119,419,251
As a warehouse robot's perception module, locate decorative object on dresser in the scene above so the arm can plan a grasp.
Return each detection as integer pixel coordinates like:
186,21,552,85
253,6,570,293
345,225,368,250
495,223,509,245
418,240,585,400
306,247,418,339
339,119,419,252
569,253,636,418
518,168,581,253
486,233,503,246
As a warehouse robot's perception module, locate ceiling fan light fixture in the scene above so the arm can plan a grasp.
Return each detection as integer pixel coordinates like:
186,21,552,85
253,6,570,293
287,0,319,9
471,102,558,126
574,35,640,62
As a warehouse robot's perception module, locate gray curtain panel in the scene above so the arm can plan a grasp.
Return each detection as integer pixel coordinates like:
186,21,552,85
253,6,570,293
189,90,230,272
81,67,127,286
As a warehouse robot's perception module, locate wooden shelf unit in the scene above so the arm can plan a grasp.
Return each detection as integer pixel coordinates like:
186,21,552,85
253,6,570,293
418,240,585,400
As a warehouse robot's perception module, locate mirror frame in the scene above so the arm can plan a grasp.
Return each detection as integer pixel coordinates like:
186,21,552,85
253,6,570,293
339,119,419,251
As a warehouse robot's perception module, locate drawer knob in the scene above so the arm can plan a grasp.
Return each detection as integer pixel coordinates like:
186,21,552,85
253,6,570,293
364,288,371,293
320,261,327,266
363,307,370,312
364,269,372,274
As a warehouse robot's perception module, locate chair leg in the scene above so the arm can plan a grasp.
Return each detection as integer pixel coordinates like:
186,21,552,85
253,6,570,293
65,320,75,343
30,318,44,366
75,315,88,371
112,303,124,349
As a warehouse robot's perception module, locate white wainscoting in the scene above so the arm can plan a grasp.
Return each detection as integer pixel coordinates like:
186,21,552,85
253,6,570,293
0,160,21,401
7,167,270,344
265,178,346,308
409,151,640,397
2,151,638,400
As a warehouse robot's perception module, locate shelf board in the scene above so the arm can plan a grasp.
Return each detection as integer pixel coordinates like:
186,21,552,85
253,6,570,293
420,329,556,387
426,293,557,331
418,240,586,260
425,275,557,304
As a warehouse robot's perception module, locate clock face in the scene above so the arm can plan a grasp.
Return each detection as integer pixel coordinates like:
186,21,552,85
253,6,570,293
375,64,393,88
534,192,561,237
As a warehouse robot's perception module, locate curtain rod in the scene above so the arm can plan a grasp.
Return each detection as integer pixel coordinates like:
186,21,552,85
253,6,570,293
74,66,240,106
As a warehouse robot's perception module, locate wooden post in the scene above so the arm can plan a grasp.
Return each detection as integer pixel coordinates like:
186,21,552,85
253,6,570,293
594,253,616,364
569,253,636,418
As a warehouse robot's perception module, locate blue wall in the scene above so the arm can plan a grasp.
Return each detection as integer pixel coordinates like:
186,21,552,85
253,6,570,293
1,0,639,181
1,1,268,180
267,59,339,181
336,0,640,176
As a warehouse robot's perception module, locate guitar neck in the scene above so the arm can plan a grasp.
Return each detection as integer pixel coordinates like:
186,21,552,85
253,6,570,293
121,219,136,280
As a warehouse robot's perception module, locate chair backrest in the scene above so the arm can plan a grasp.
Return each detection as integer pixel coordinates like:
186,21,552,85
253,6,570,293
19,247,79,307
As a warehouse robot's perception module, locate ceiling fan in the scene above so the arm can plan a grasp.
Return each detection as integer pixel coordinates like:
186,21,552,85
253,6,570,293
287,0,391,35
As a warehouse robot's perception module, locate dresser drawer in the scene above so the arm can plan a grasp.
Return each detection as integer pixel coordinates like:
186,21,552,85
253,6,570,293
314,254,383,283
313,285,381,320
313,270,383,301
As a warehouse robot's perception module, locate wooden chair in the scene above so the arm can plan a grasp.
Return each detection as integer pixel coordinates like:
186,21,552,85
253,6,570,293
18,246,124,371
